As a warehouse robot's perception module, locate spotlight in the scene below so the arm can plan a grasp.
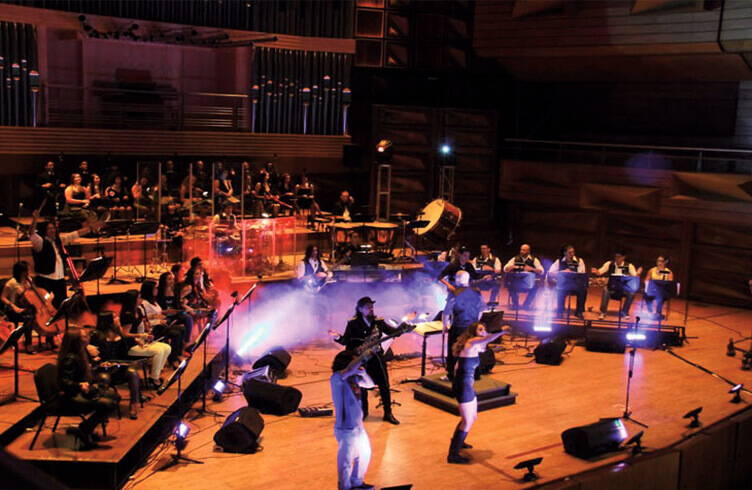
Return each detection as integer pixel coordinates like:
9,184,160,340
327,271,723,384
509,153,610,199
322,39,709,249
174,421,190,450
440,144,452,155
513,457,542,482
624,430,644,456
683,406,702,428
730,384,743,403
375,139,393,163
212,379,227,402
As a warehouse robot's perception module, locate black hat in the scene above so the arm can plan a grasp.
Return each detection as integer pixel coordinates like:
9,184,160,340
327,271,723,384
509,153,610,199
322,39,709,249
356,296,375,308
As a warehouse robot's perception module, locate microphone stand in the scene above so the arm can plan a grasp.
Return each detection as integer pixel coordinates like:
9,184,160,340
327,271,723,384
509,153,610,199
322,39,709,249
622,317,647,428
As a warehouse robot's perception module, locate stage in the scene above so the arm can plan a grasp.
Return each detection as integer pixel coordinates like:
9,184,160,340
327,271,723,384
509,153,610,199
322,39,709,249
1,279,751,488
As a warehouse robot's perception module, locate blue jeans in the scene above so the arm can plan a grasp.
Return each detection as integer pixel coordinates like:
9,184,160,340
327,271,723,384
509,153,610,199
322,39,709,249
335,427,371,490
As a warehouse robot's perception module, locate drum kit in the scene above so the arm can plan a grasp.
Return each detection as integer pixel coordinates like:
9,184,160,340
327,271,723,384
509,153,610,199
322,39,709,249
329,198,463,262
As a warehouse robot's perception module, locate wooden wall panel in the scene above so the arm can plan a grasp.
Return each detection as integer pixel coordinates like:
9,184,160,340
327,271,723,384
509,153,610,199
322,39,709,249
501,158,752,306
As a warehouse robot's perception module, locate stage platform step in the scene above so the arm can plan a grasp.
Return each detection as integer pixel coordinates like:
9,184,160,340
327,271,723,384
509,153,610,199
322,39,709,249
412,373,517,416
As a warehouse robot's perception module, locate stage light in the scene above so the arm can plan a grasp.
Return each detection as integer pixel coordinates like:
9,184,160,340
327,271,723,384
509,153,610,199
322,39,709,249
683,406,702,428
175,421,190,439
212,379,227,402
513,457,542,482
730,384,743,403
626,332,646,342
375,139,393,163
440,144,452,155
624,430,644,456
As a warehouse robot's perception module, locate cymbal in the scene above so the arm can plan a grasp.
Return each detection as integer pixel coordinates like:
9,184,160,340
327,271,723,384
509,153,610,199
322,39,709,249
391,213,411,218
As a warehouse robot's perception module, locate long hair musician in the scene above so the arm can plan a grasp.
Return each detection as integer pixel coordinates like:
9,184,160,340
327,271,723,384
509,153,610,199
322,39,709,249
334,297,401,425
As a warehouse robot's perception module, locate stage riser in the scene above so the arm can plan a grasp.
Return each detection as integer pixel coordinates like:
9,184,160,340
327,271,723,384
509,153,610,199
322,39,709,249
18,357,217,489
412,386,517,416
419,377,511,401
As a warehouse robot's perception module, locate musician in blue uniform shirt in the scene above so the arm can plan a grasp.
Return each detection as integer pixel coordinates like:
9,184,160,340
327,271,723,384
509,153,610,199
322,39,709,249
335,297,400,425
442,271,486,381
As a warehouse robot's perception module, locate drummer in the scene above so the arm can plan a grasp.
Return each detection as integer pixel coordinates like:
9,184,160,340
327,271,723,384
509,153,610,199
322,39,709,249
333,190,355,222
212,201,238,230
503,244,544,310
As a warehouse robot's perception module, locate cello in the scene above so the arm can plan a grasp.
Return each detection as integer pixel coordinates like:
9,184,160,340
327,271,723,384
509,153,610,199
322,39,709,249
18,278,64,338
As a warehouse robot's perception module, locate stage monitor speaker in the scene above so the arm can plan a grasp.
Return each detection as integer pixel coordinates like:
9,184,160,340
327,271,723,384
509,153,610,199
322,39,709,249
213,407,264,453
343,144,364,168
479,346,496,373
243,378,302,416
561,419,626,459
585,329,626,353
534,338,567,365
253,347,291,378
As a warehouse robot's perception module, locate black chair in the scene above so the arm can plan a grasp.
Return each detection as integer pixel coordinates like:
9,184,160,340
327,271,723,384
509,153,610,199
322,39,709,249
30,363,108,450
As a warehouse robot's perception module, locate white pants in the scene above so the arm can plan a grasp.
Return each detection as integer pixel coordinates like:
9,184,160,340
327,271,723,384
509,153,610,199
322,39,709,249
128,342,171,380
335,427,371,490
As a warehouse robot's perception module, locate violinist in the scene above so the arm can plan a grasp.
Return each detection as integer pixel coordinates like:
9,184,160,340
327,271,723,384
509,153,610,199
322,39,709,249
29,210,94,309
1,261,55,353
184,257,220,312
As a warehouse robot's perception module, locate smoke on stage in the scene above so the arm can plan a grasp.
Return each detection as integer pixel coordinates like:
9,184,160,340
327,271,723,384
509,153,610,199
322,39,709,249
230,274,448,361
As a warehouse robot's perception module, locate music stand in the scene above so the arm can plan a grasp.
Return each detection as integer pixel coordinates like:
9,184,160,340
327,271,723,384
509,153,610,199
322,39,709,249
46,291,85,332
78,256,112,297
646,280,677,327
188,310,220,419
607,275,640,329
130,221,161,283
101,219,133,284
555,273,588,326
505,272,536,321
0,323,37,406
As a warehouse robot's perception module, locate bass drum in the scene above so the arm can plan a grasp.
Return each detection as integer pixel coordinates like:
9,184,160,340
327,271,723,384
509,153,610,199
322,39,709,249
413,199,462,244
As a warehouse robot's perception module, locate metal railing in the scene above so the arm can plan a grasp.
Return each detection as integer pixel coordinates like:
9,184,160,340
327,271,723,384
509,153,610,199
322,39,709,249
43,84,249,131
504,138,752,174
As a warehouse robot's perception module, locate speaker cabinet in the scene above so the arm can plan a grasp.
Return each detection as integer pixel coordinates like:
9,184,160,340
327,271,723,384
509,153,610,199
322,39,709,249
253,347,292,378
534,338,567,365
561,419,626,459
214,407,264,453
585,329,626,353
243,378,302,416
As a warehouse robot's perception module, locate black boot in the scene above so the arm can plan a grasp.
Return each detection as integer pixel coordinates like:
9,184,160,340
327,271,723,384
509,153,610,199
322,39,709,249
383,411,400,425
447,428,470,464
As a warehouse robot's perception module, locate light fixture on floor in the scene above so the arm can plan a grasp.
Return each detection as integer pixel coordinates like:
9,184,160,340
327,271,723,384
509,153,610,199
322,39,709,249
212,379,227,402
730,384,743,403
513,457,542,482
683,406,702,428
624,430,644,456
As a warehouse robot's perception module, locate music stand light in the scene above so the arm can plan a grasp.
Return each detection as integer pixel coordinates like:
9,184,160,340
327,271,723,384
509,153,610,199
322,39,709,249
513,457,542,482
683,406,702,428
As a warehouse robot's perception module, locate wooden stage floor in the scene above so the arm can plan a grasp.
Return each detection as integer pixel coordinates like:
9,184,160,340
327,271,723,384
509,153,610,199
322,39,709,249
93,296,750,490
2,287,751,488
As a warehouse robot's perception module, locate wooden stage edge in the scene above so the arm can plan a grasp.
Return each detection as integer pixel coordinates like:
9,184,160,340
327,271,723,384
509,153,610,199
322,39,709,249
1,345,222,489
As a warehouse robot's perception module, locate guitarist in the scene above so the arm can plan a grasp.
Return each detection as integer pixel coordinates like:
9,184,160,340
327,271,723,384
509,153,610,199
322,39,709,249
334,297,401,425
438,247,485,294
296,245,333,288
29,210,95,309
472,244,503,303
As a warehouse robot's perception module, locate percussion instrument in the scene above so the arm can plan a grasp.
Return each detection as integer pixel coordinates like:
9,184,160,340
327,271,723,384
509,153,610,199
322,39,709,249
331,222,365,247
412,199,462,244
366,222,398,253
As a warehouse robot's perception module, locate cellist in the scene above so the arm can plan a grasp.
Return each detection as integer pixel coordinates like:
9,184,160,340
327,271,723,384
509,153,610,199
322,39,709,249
29,210,94,309
1,261,57,353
